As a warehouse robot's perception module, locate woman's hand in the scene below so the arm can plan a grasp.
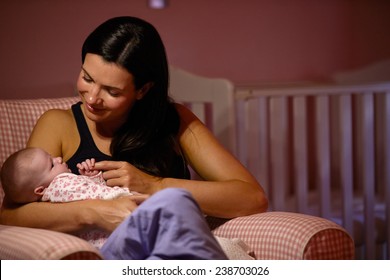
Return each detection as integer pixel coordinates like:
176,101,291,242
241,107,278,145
93,160,161,195
89,194,148,232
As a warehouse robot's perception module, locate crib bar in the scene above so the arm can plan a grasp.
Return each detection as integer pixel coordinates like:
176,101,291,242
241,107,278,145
356,93,376,259
247,99,261,187
256,97,270,198
269,96,289,211
337,95,354,237
235,99,247,166
293,96,309,213
384,91,390,259
235,82,390,99
315,96,331,219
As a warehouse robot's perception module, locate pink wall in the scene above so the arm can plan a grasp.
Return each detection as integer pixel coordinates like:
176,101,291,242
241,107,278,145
0,0,389,99
351,1,390,67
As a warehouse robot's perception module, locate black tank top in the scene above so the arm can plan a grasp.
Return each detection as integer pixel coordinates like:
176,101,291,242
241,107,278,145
66,102,190,179
66,102,111,174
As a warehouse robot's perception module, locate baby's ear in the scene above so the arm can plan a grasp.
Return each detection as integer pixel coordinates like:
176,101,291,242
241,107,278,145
34,186,46,196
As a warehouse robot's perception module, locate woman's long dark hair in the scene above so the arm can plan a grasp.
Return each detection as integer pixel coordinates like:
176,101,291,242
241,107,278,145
82,16,187,178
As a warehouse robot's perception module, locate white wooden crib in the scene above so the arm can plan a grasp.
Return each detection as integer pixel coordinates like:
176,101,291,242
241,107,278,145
164,66,390,259
235,81,390,259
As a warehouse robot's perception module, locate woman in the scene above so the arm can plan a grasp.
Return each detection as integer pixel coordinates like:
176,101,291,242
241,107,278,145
0,16,268,258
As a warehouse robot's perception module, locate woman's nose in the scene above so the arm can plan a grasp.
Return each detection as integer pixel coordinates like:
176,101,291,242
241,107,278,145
86,84,101,103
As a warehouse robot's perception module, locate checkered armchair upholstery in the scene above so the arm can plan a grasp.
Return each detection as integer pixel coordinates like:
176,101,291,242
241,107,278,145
0,97,354,259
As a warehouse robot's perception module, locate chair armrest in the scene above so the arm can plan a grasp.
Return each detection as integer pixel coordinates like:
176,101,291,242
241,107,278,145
0,225,102,260
209,211,355,259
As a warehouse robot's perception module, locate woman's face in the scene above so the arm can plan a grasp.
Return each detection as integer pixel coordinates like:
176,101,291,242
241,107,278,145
76,53,144,132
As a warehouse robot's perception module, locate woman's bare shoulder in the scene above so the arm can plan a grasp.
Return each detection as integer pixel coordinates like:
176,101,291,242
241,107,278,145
39,107,74,121
27,108,76,153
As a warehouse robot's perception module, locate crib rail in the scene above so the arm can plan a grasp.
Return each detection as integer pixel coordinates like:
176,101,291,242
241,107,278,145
235,82,390,259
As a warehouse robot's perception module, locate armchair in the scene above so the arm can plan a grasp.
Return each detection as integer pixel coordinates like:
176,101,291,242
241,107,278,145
0,69,354,260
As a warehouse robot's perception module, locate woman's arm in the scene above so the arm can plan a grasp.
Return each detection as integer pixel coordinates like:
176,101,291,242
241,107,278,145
164,104,268,218
0,197,136,233
95,104,268,218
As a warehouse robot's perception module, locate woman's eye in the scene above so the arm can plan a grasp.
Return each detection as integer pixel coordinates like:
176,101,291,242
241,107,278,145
108,91,120,97
82,75,93,83
105,88,120,97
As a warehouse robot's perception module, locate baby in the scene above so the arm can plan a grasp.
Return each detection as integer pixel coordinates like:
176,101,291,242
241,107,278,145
1,147,131,204
0,147,132,248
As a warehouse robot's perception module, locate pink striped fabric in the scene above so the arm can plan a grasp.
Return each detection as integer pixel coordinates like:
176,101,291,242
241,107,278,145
0,225,102,260
210,212,355,259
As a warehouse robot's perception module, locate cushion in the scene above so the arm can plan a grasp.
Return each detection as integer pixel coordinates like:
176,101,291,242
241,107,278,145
210,212,355,259
0,225,102,260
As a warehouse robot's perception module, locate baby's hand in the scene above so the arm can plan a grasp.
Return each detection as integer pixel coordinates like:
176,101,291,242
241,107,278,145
77,158,99,176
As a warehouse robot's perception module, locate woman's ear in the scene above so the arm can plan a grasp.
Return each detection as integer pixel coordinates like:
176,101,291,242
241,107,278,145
34,186,46,196
136,82,154,100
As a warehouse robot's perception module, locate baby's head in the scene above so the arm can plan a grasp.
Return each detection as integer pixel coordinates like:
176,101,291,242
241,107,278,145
0,147,70,204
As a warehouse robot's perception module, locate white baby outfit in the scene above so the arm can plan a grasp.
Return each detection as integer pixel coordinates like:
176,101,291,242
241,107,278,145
41,172,131,249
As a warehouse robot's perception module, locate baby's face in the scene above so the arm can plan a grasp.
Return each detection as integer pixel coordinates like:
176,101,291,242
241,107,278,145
34,149,71,186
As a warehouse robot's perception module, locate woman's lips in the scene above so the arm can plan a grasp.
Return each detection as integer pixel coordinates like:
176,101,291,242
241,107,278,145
85,102,104,113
